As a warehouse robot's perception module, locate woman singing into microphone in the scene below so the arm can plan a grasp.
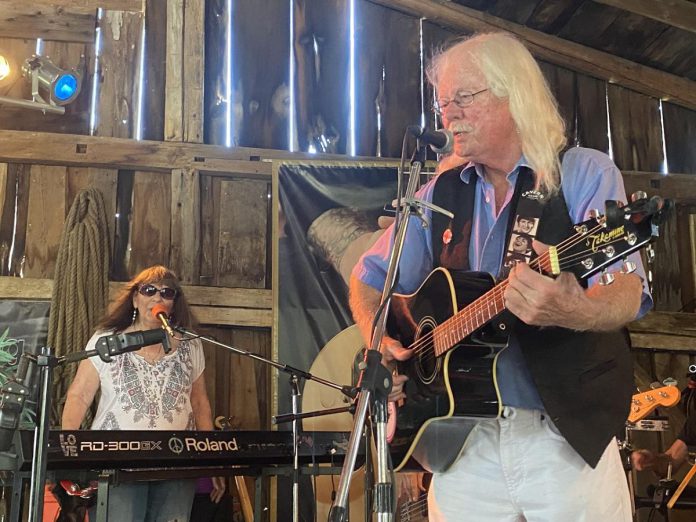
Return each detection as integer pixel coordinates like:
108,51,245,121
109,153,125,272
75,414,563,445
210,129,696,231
61,265,225,522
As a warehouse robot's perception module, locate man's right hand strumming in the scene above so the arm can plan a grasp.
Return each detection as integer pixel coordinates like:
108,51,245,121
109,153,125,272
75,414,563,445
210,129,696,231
381,336,412,402
349,276,414,402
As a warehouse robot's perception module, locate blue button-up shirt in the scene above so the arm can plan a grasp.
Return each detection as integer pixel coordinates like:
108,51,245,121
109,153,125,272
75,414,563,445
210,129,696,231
354,147,652,409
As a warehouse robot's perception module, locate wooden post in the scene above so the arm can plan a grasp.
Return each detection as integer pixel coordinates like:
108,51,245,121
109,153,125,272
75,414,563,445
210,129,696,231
170,167,201,283
164,0,184,141
165,0,205,143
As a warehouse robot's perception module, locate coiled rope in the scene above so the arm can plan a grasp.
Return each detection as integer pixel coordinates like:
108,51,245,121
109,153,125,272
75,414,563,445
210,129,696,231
48,188,110,426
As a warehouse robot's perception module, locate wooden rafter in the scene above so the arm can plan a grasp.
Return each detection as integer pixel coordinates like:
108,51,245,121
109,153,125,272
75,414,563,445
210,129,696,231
594,0,696,34
367,0,696,111
40,0,143,13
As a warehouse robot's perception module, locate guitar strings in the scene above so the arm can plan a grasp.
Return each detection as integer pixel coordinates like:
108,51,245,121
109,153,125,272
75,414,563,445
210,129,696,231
400,497,429,518
405,222,608,363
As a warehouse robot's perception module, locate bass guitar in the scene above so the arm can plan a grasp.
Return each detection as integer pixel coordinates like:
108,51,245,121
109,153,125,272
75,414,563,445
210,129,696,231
628,385,681,423
367,201,665,472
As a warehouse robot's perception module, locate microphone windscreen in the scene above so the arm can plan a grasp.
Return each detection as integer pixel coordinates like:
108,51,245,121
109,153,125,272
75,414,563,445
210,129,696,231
152,303,168,317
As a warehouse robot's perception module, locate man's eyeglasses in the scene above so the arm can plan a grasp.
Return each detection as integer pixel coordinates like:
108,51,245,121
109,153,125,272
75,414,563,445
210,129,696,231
138,284,177,300
434,88,488,115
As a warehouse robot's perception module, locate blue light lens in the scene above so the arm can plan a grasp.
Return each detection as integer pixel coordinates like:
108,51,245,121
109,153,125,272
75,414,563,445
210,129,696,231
53,74,78,101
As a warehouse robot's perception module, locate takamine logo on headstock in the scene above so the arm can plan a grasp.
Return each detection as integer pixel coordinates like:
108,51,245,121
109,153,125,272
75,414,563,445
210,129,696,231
627,385,681,423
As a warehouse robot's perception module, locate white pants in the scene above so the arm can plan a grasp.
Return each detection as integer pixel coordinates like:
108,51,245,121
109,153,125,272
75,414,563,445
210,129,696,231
428,407,631,522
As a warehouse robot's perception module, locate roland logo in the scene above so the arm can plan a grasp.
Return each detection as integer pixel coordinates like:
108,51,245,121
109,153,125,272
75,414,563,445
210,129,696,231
185,437,239,452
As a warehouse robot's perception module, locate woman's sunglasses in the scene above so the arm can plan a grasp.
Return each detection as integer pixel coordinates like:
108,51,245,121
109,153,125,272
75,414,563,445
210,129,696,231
138,284,177,300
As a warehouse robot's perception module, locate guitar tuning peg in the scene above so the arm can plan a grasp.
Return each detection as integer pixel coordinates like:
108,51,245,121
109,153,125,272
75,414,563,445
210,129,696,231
620,261,636,274
631,191,648,203
598,271,615,286
663,377,678,387
649,381,662,390
588,209,602,219
646,245,655,262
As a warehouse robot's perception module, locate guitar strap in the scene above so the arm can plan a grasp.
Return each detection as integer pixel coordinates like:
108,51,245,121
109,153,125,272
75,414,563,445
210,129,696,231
499,167,543,278
432,166,561,278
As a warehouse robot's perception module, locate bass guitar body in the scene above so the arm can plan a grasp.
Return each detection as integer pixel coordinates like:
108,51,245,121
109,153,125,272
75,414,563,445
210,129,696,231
388,268,508,473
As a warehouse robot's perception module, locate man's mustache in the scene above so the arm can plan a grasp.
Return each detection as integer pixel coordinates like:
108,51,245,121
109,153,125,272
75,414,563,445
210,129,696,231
449,122,474,134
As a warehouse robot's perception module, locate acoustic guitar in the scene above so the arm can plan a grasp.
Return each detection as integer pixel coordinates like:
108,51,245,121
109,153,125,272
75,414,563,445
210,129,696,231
352,203,666,473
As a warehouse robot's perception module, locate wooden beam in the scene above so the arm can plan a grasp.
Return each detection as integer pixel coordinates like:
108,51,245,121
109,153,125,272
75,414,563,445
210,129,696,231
46,0,143,12
0,276,272,327
622,171,696,203
629,311,696,351
0,130,394,171
193,306,272,328
198,159,273,179
0,2,95,43
367,0,696,111
594,0,696,34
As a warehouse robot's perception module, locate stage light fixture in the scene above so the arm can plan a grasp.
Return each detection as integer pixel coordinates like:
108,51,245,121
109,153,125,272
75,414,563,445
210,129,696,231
0,54,10,81
22,55,82,106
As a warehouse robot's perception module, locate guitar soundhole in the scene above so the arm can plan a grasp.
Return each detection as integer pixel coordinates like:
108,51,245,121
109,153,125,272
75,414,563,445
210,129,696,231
414,319,441,384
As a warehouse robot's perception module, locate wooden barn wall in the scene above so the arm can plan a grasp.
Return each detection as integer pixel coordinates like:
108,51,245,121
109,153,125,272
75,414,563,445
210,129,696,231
0,156,273,432
1,0,696,444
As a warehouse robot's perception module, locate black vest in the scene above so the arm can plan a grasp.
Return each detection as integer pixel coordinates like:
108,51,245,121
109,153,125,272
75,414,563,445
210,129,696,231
431,167,633,468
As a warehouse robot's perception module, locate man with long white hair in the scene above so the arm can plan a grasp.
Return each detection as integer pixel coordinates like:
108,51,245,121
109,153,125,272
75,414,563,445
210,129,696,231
349,32,652,521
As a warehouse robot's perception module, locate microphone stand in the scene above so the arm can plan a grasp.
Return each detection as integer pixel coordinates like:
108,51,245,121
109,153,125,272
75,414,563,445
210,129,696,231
171,326,357,522
329,139,452,522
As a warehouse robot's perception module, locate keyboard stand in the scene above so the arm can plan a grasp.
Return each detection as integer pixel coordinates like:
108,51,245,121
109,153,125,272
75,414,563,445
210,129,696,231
7,463,351,522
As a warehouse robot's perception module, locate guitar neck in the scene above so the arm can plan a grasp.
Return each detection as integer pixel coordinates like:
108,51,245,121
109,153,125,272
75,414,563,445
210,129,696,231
433,283,507,357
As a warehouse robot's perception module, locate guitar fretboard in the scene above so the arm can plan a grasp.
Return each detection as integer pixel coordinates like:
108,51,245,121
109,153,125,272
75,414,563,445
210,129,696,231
433,286,506,357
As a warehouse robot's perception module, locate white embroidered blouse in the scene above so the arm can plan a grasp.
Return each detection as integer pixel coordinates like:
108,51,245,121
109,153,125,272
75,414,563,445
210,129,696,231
87,330,205,430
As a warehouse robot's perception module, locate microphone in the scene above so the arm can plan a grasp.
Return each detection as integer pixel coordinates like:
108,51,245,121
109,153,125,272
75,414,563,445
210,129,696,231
93,328,170,362
152,304,176,340
408,125,453,154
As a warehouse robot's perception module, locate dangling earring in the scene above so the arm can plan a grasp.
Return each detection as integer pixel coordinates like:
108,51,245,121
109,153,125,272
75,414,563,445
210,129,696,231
131,308,138,325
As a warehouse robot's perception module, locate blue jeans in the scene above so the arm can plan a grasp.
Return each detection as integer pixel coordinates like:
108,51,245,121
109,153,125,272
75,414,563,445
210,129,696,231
90,479,196,522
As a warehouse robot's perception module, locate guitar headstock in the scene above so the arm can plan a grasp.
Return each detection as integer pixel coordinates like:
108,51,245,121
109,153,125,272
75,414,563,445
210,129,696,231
546,196,668,283
628,385,681,423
